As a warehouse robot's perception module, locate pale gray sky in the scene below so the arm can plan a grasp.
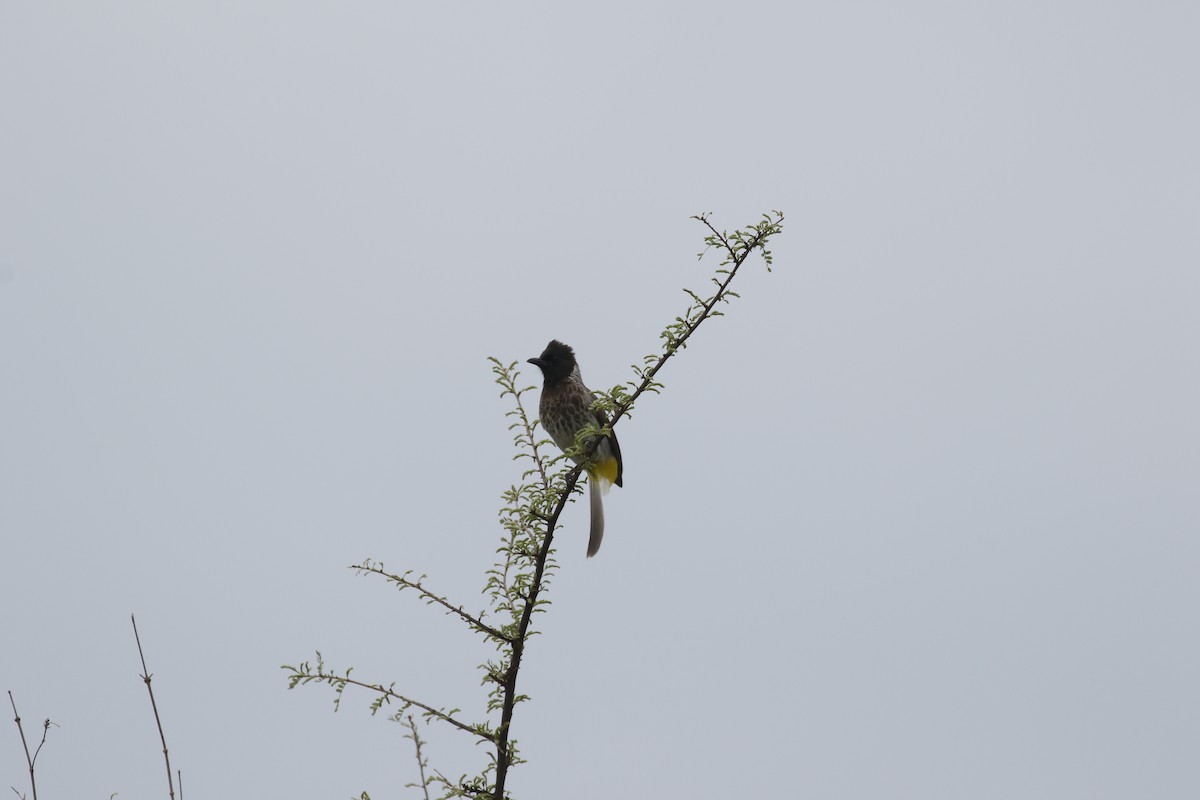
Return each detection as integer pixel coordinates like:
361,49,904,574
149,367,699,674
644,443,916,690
2,2,1198,798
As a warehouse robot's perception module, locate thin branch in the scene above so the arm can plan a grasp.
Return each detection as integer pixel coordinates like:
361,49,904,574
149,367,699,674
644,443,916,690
403,714,432,800
288,666,495,744
351,563,509,642
7,692,37,800
509,384,553,496
29,720,52,783
132,614,176,800
609,212,781,428
490,364,556,605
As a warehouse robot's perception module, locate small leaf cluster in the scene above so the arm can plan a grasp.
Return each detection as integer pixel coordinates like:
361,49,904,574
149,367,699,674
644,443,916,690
595,210,786,427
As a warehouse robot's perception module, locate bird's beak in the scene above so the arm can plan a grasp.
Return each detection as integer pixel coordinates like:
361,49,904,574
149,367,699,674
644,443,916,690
527,357,545,368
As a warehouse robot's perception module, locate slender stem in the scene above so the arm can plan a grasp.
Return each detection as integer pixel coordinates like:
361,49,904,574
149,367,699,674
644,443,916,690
352,564,509,642
304,671,495,743
7,692,37,800
405,714,432,800
516,386,553,495
493,372,554,604
132,615,176,800
609,213,776,428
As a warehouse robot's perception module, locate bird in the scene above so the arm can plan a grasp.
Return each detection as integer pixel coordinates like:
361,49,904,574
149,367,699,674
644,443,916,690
527,340,623,557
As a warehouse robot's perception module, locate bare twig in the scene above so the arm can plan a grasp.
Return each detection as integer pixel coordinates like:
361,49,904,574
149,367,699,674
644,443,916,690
132,614,176,800
7,692,39,800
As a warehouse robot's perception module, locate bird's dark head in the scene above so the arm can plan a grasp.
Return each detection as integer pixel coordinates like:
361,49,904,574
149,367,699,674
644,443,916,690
527,339,577,384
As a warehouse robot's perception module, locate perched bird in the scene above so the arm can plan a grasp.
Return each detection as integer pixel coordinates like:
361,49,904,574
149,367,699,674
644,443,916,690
527,340,624,557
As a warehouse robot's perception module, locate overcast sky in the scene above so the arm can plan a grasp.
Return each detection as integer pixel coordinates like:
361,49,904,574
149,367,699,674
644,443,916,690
2,2,1198,798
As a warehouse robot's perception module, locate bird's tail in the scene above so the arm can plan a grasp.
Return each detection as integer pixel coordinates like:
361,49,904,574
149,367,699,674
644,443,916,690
587,473,605,558
586,456,619,557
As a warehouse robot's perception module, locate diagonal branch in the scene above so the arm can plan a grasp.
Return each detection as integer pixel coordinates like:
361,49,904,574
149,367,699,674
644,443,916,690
132,615,176,800
351,562,510,642
609,211,783,428
285,659,495,744
490,211,784,799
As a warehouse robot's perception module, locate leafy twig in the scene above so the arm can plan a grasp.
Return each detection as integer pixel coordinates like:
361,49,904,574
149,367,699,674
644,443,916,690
351,561,509,643
402,714,432,800
284,654,495,744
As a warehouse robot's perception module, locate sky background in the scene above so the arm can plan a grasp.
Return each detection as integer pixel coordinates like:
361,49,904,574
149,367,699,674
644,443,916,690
2,2,1198,798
